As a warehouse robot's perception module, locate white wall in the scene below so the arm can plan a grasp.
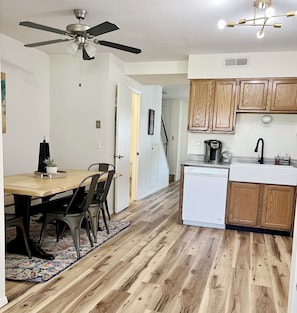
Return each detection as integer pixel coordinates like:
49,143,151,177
49,54,113,169
0,33,50,308
137,85,169,199
49,53,168,204
188,51,297,78
1,34,50,175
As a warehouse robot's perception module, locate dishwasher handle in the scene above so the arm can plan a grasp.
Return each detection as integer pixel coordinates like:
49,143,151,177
184,166,229,177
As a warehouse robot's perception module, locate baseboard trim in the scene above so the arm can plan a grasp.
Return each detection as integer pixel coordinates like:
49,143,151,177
226,224,291,237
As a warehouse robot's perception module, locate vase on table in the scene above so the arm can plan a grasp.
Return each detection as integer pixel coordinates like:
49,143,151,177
46,166,58,174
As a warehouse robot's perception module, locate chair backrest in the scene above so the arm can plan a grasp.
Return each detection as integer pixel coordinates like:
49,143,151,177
64,173,100,215
88,163,115,172
95,169,115,203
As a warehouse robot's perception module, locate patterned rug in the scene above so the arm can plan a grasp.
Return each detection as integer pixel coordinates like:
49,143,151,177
5,215,130,283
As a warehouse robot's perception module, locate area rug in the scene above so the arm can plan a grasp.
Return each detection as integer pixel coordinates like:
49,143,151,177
5,215,130,283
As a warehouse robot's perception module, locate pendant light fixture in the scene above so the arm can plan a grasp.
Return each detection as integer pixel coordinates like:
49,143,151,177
218,0,296,39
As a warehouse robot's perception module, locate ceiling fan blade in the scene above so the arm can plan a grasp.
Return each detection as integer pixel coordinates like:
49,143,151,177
83,48,95,61
24,38,72,47
88,21,119,37
20,21,70,36
96,40,141,54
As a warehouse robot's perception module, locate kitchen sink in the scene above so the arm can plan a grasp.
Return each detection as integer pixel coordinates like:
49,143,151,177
230,162,297,186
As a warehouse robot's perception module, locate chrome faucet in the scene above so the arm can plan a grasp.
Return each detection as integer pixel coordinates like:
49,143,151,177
254,138,264,164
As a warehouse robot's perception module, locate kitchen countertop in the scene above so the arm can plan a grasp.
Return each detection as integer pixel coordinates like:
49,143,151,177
181,154,297,168
181,159,231,169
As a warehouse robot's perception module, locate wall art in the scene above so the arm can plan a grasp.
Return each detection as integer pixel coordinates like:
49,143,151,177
148,109,155,135
1,72,6,133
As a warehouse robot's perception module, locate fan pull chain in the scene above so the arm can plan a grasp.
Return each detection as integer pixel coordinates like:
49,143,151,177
79,57,83,87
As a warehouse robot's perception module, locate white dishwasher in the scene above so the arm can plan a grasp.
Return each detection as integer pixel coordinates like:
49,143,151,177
182,166,229,229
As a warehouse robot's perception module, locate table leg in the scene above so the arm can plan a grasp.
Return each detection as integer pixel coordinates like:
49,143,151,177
6,194,54,260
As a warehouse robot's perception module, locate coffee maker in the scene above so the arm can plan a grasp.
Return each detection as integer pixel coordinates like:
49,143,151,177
204,140,223,163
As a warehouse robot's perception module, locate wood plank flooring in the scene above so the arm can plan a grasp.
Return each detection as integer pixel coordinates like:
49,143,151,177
0,181,292,313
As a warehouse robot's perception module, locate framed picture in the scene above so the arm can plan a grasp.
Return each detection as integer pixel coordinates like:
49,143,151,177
1,72,6,133
148,109,155,135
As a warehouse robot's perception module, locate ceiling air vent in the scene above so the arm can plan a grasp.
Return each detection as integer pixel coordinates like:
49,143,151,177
224,57,248,67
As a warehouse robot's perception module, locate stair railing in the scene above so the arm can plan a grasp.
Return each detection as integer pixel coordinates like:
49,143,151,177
161,116,169,157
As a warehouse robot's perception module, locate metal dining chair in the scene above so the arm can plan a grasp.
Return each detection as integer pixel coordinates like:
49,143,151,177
87,169,115,242
88,163,115,221
39,173,100,259
5,214,31,258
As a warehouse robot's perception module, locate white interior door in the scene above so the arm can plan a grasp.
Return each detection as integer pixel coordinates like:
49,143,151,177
114,84,132,213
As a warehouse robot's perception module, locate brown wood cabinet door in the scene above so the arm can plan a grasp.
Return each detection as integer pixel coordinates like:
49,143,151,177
261,185,295,230
270,79,297,111
238,79,269,111
188,80,213,131
212,80,237,132
227,182,259,226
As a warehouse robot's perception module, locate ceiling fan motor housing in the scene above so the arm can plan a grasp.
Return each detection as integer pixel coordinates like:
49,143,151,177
66,23,90,34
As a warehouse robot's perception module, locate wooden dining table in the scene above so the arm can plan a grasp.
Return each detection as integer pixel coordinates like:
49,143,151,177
4,169,119,259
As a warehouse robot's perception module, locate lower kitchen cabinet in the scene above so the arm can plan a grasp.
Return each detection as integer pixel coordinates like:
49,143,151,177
226,182,296,232
261,184,295,230
227,182,259,226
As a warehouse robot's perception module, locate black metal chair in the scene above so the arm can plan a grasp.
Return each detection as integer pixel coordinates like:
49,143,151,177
87,169,115,241
5,214,31,258
39,173,100,259
88,163,115,221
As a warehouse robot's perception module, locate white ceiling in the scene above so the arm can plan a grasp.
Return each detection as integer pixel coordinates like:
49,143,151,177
1,0,297,99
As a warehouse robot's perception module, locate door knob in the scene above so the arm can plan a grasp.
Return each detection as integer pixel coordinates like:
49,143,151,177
115,155,124,159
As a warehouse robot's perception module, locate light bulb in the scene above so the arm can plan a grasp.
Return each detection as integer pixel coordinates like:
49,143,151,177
217,19,226,29
265,7,275,17
257,30,265,38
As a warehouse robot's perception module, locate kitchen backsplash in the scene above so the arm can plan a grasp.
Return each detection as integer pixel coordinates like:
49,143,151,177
188,113,297,159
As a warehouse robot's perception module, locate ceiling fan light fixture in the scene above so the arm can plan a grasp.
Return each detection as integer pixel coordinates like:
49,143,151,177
85,43,97,58
67,41,79,55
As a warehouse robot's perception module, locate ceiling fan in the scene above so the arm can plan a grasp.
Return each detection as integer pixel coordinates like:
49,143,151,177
19,9,141,60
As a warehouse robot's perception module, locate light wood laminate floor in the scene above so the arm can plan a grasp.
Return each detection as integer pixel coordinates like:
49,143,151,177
1,181,292,313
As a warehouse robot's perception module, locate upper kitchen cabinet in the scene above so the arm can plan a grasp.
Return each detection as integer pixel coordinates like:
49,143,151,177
188,80,213,131
237,79,269,111
270,79,297,112
237,78,297,113
188,79,236,133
